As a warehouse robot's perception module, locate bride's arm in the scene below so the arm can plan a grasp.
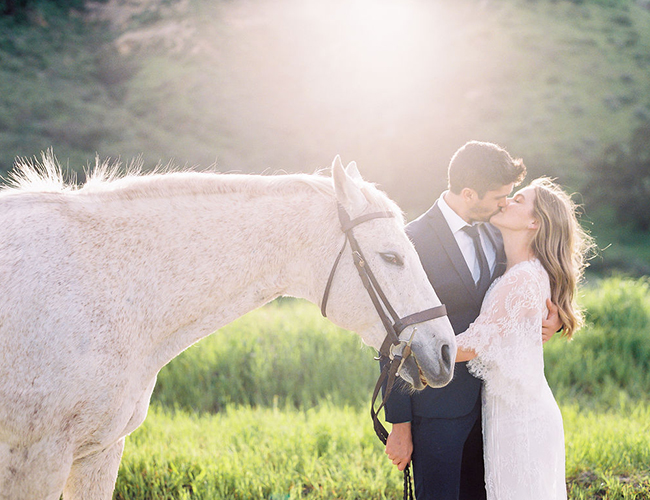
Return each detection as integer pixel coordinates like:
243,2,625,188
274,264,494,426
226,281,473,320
456,346,476,362
454,265,545,367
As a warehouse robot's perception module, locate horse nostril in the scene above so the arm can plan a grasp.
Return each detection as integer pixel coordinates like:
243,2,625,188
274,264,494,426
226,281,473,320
441,344,451,371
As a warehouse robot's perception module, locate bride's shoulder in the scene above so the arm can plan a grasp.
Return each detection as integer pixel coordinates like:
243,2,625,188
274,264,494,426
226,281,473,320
487,260,549,307
501,259,548,286
526,258,549,281
519,258,546,274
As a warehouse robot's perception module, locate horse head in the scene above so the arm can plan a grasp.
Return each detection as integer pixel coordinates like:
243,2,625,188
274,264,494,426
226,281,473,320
324,156,456,390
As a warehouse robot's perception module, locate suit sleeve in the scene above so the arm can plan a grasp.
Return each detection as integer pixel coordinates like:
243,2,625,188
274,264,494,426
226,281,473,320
380,357,413,423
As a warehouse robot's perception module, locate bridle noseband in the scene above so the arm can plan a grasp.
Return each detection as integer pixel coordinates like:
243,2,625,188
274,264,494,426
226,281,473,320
320,203,448,499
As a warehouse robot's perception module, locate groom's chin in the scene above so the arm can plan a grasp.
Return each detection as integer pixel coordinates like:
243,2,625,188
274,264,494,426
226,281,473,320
489,210,503,223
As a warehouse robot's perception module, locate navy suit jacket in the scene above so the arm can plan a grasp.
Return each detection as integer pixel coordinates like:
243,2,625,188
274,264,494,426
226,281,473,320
384,201,506,422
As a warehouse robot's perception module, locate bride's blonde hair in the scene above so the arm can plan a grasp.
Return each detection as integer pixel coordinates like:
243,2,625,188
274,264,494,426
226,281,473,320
530,178,594,338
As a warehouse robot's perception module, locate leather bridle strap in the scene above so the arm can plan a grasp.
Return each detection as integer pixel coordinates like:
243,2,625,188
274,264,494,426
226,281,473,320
370,358,415,500
321,202,447,359
320,204,394,318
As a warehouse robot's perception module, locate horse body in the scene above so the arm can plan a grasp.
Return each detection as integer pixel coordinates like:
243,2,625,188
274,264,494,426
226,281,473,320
0,156,455,499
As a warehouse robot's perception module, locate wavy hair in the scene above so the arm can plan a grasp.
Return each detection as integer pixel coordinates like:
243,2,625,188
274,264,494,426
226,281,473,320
530,178,594,338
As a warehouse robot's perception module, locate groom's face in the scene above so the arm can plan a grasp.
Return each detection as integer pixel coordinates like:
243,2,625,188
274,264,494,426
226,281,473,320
468,183,514,223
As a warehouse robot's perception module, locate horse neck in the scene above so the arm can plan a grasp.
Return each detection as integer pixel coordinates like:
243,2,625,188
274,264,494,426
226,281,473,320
212,187,341,307
111,180,342,369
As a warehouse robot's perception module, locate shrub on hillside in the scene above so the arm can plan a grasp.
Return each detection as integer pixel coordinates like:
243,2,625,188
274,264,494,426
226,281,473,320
581,276,650,330
544,277,650,407
1,0,89,18
585,122,650,231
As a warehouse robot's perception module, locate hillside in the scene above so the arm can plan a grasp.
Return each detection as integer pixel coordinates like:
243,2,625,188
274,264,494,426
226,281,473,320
1,0,650,272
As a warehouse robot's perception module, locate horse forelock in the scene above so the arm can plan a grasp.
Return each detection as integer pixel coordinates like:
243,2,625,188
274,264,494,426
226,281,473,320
357,181,405,226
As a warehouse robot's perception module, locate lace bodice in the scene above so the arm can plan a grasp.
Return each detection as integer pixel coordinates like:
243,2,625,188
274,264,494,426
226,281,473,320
457,258,551,406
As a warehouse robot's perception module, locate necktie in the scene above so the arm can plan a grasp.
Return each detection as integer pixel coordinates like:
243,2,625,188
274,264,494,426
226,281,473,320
462,224,491,291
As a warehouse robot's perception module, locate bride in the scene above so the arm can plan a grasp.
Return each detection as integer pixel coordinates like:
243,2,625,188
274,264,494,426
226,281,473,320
455,177,593,500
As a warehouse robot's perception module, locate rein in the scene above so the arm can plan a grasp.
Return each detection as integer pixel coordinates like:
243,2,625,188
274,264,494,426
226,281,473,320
321,203,448,500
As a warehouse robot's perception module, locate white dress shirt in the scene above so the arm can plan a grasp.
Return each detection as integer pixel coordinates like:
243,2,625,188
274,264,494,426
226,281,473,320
438,192,497,284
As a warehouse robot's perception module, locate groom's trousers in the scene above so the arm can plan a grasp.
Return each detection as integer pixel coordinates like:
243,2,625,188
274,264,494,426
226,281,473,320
410,397,486,500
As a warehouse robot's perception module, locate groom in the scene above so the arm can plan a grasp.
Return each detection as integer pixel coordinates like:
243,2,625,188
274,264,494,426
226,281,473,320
384,141,562,499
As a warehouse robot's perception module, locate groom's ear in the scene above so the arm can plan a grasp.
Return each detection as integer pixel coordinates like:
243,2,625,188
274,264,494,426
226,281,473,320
460,187,478,202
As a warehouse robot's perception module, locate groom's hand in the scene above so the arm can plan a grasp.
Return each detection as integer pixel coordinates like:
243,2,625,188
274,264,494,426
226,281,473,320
542,299,562,343
385,422,413,471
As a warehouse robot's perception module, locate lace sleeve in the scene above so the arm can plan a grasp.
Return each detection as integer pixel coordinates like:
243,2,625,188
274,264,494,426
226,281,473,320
456,261,549,401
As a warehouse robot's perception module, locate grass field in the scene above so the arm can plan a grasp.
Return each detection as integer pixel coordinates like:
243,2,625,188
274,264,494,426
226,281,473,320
113,403,650,499
111,277,650,499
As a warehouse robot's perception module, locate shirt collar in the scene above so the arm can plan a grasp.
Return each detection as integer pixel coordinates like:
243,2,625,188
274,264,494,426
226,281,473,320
438,191,472,234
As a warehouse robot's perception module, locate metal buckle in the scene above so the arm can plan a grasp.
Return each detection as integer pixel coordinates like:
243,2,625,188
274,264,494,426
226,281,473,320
390,327,417,377
389,341,407,360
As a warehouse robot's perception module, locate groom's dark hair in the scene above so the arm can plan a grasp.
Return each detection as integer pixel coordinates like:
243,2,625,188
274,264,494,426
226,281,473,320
448,141,526,198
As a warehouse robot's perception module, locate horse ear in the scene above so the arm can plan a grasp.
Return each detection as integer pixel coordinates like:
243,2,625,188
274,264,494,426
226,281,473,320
345,161,363,182
332,156,367,214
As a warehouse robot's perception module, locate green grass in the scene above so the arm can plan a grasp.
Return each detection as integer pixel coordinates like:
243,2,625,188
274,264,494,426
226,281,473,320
586,207,650,276
151,298,379,412
544,276,650,409
115,276,650,498
564,403,650,499
116,405,402,500
154,278,650,414
114,403,650,499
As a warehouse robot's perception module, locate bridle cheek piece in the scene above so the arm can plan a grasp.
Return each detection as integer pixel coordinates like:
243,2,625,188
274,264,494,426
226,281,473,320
320,203,448,500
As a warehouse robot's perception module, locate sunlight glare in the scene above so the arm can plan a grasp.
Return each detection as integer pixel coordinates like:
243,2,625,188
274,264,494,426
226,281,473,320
195,0,479,202
303,0,454,104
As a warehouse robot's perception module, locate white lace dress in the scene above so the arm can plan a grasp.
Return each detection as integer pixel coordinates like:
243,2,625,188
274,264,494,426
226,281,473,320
456,259,567,500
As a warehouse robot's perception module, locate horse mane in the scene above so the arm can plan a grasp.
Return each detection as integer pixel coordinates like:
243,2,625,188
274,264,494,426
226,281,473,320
3,151,403,221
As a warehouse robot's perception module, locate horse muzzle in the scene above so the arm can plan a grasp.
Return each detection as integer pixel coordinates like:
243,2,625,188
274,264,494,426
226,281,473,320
399,340,455,390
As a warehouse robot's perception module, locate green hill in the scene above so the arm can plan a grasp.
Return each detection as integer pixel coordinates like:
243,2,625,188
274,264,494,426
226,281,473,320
2,0,650,272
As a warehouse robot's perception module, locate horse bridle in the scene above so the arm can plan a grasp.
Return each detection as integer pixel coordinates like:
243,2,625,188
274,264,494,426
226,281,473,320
320,203,448,500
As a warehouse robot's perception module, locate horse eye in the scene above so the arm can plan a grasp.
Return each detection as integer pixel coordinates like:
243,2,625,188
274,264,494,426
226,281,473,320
380,252,404,266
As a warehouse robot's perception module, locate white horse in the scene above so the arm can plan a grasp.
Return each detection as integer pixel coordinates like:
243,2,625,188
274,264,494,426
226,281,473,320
0,154,455,499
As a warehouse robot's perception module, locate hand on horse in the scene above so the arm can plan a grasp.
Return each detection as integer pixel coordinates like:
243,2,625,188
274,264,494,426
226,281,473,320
385,422,413,471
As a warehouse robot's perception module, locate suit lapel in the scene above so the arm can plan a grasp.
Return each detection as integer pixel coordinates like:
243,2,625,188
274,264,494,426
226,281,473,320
426,203,483,307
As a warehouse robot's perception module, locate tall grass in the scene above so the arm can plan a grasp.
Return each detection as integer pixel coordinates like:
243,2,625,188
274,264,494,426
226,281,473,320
115,403,650,499
154,277,650,412
127,276,650,498
544,276,650,408
564,403,650,499
116,405,401,500
152,298,379,412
